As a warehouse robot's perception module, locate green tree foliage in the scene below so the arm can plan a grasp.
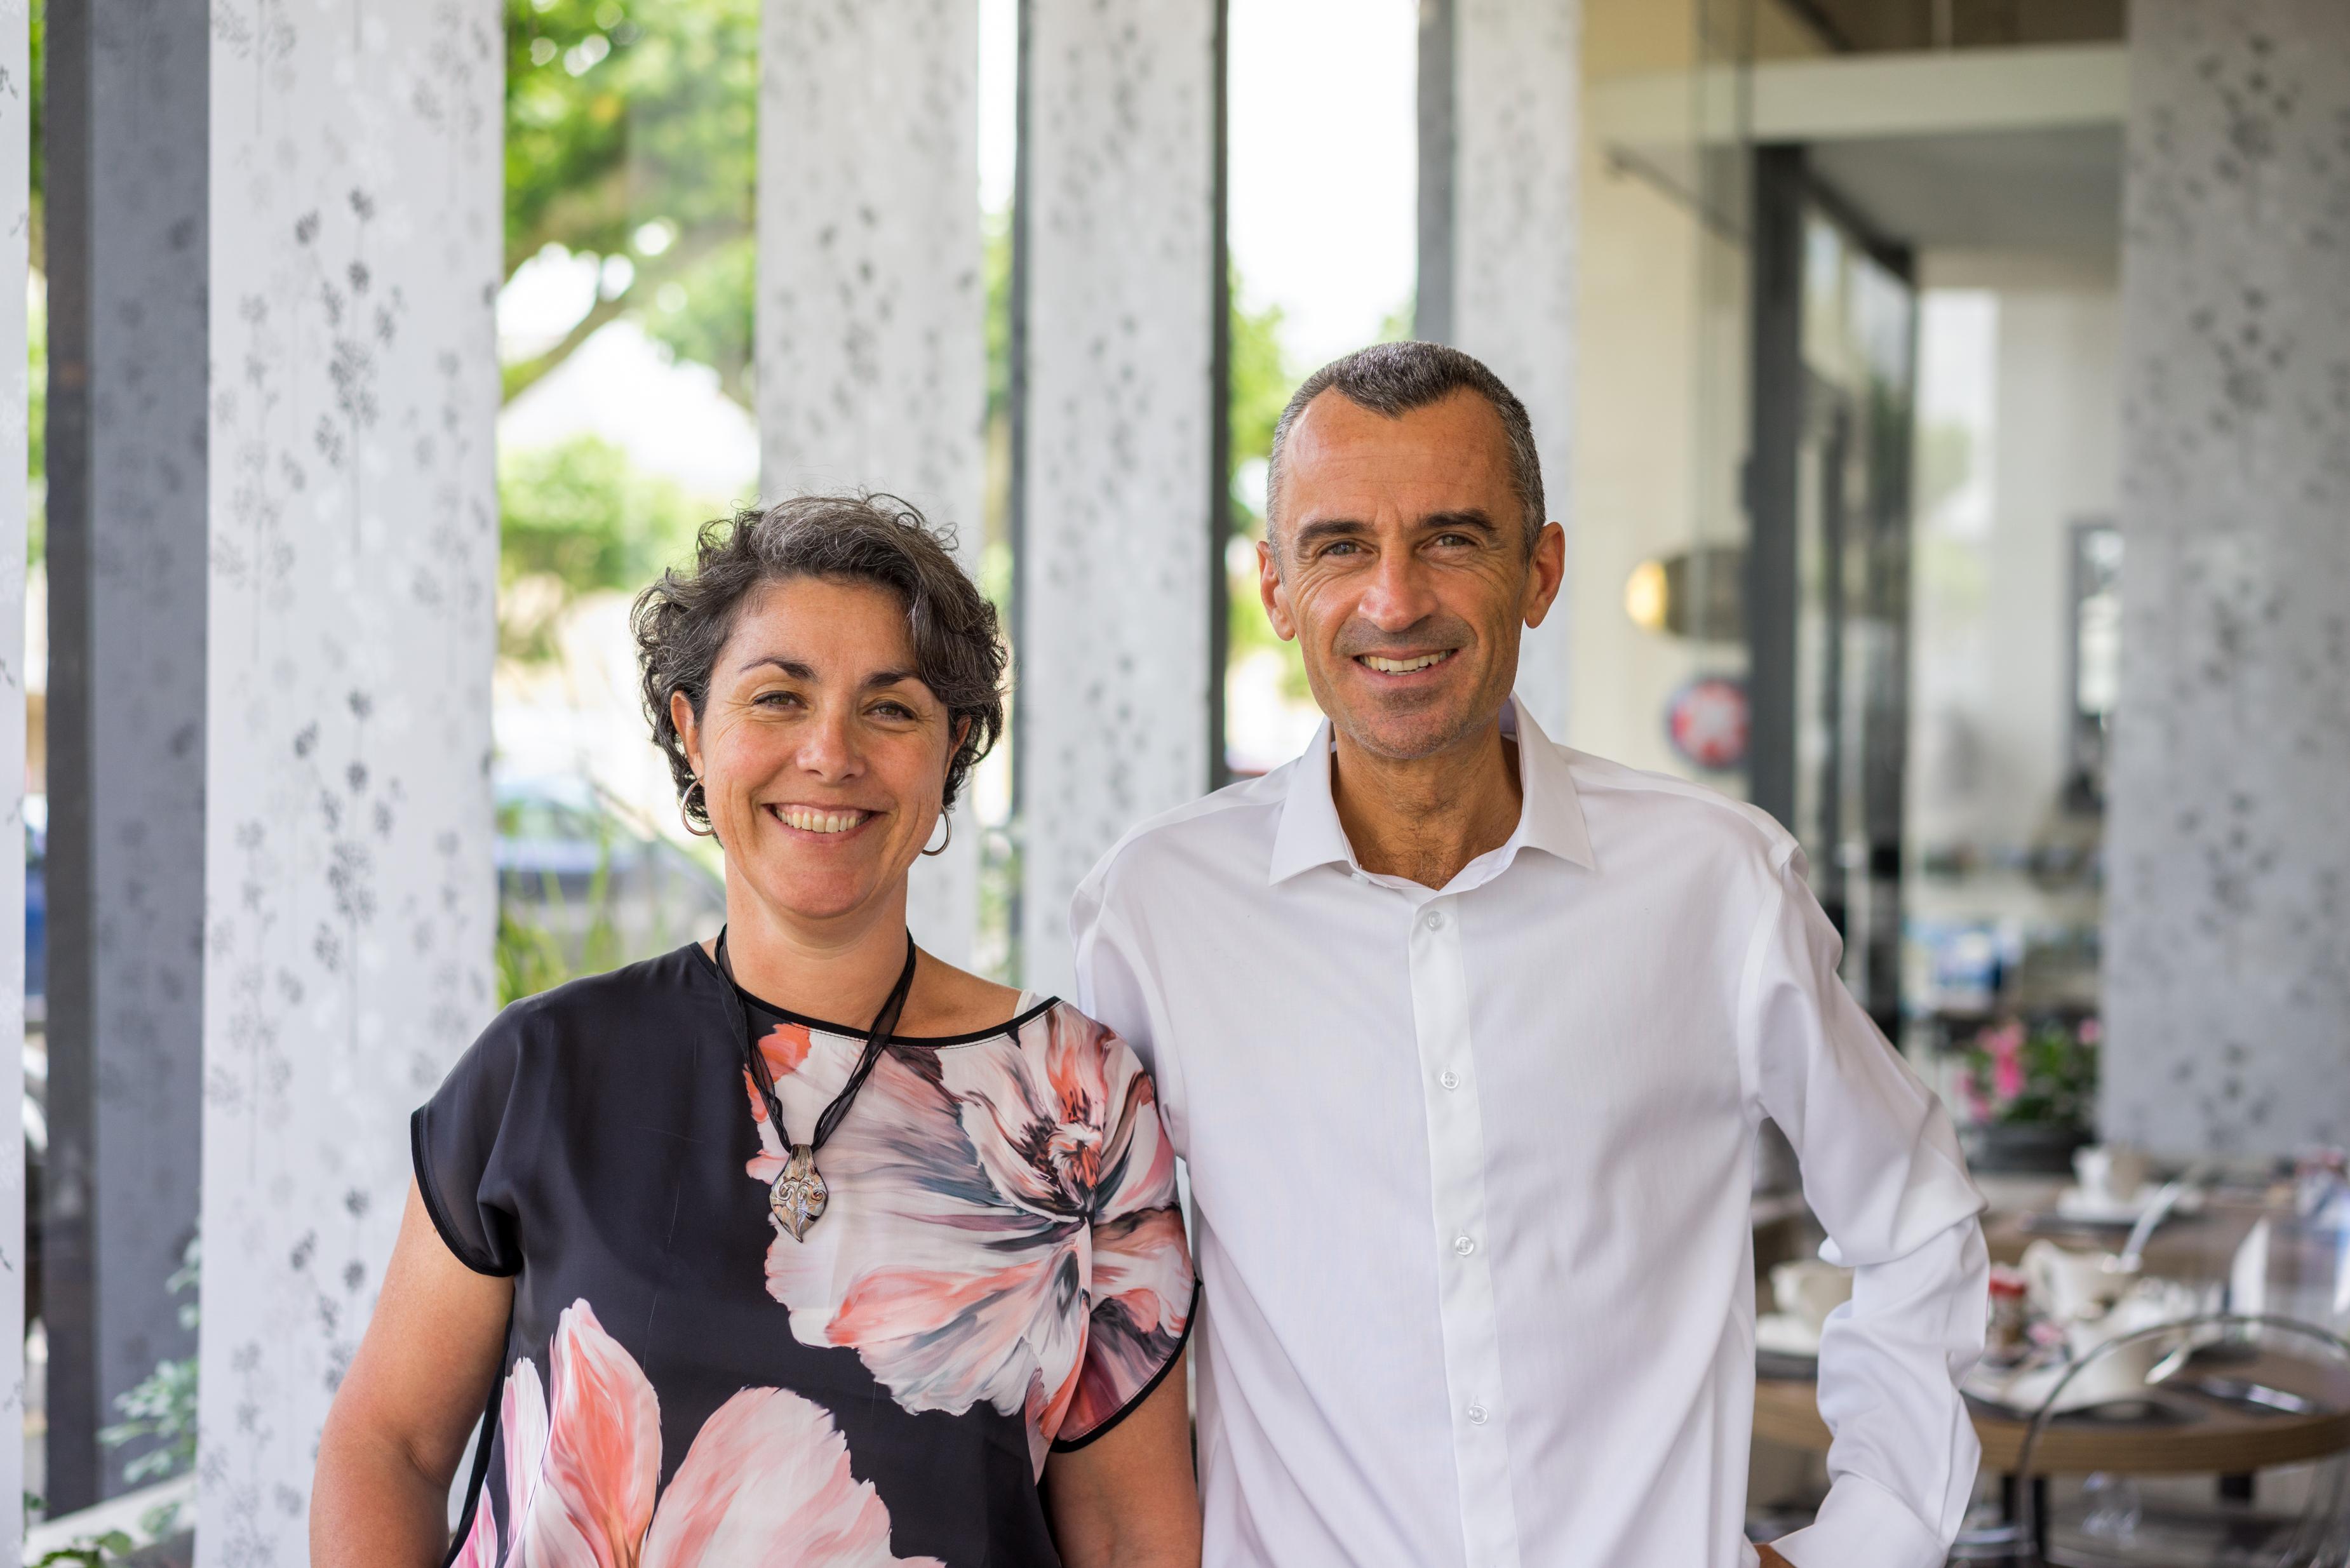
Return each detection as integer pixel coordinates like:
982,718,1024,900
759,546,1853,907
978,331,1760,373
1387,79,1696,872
497,434,711,657
504,0,756,405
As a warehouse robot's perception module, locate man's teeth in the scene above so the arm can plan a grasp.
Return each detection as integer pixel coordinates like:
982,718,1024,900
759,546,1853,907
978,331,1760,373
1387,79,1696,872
1362,652,1452,674
777,806,869,834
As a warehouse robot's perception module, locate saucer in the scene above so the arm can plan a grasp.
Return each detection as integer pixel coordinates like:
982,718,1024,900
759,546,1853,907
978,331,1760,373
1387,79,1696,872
2054,1186,2203,1225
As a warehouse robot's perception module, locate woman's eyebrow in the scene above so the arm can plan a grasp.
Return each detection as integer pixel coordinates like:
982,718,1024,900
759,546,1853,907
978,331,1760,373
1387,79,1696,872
737,655,817,678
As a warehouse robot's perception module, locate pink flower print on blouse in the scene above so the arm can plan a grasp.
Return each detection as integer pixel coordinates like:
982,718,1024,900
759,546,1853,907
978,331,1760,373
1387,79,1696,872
476,1297,939,1568
743,1003,1192,1471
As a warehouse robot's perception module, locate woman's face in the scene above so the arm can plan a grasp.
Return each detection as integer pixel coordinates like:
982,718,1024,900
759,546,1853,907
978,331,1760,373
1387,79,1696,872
674,576,958,928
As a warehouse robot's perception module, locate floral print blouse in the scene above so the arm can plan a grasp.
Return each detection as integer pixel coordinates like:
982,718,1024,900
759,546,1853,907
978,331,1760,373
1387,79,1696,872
412,942,1196,1568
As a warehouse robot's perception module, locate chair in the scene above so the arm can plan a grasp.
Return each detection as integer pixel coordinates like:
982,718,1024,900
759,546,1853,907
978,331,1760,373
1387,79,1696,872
2006,1313,2350,1565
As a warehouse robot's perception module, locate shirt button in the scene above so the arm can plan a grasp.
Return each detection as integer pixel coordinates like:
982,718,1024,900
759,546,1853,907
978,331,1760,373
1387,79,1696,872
1439,1069,1460,1090
1423,909,1446,930
1467,1404,1489,1425
1453,1234,1477,1256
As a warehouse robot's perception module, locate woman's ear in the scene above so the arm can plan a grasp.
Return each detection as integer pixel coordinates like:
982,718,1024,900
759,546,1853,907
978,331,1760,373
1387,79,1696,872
670,690,704,779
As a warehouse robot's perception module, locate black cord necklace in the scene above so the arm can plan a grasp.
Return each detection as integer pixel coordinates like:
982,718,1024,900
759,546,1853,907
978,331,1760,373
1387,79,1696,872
716,925,918,1241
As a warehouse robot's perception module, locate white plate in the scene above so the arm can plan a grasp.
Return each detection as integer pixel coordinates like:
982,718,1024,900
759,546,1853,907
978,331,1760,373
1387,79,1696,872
1756,1312,1823,1358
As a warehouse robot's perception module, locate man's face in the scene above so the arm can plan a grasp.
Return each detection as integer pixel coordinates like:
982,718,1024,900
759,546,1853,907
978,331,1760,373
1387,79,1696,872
1260,388,1565,761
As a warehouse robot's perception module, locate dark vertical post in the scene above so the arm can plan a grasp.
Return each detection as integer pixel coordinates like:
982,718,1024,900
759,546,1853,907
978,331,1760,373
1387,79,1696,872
1414,0,1455,344
1206,0,1231,791
41,0,210,1509
1744,144,1806,836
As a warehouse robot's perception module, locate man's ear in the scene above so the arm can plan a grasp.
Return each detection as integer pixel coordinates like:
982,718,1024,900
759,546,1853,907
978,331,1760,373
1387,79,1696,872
1258,537,1298,641
1519,520,1568,630
669,689,703,777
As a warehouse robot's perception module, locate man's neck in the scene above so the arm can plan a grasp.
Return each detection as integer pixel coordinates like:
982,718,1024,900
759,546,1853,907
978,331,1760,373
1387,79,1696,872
1329,718,1523,890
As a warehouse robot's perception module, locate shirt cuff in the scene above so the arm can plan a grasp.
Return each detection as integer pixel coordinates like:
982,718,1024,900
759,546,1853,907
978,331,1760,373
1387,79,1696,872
1768,1471,1947,1568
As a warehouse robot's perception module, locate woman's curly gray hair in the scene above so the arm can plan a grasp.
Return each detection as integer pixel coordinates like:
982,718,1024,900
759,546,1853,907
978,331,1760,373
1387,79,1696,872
633,493,1007,833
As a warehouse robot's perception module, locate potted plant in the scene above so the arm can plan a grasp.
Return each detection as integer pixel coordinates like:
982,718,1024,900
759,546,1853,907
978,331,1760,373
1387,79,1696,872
1956,1015,2100,1173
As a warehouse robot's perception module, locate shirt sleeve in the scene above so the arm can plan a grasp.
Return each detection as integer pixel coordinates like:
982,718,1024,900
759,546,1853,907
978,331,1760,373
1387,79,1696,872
1745,854,1989,1568
1051,1023,1197,1452
1070,864,1188,1151
410,1007,530,1277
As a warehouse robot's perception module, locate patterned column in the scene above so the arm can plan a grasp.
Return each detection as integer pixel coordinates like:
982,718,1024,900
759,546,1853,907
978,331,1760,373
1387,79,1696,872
1017,0,1222,996
1419,0,1580,737
198,7,502,1562
758,0,986,966
39,0,211,1509
2102,0,2350,1156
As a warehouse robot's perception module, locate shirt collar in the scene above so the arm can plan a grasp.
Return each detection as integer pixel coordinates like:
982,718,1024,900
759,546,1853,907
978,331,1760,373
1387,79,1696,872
1267,694,1595,886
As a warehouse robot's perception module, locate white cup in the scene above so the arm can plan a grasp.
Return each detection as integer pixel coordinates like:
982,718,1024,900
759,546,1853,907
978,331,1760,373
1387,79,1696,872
1772,1259,1854,1334
2023,1238,2138,1323
2074,1144,2148,1207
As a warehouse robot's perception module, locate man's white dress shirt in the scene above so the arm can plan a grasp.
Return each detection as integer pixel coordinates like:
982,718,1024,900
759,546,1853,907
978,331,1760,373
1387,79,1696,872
1071,698,1987,1568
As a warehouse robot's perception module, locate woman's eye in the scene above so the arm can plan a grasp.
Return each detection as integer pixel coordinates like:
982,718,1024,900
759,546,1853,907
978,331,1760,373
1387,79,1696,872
871,700,918,721
754,690,803,708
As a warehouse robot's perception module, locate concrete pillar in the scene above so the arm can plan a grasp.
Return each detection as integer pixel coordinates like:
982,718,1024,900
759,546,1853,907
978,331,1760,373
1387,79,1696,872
1017,0,1223,996
758,0,986,967
1416,0,1580,737
196,6,502,1561
41,0,210,1509
2102,0,2350,1156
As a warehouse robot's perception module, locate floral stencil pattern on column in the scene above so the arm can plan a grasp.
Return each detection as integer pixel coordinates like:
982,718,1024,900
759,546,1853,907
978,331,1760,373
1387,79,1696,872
2104,0,2350,1156
199,6,502,1564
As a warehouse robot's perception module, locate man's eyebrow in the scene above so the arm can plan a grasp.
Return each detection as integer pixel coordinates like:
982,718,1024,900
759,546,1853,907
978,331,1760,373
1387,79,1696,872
1419,509,1499,535
1289,516,1373,550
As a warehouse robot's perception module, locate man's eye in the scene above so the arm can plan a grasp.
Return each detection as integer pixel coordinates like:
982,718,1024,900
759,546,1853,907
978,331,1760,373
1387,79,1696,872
1320,540,1364,557
1433,533,1477,548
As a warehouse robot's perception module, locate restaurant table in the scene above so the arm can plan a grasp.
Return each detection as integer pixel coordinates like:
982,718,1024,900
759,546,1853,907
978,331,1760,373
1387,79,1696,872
1754,1346,2350,1475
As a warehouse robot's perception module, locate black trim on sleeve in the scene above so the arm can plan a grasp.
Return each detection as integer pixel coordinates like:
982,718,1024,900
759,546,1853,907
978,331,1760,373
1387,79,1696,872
410,1107,521,1278
1049,1279,1202,1455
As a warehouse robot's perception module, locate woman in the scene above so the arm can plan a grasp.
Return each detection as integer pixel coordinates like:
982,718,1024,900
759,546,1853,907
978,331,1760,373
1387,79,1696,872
312,496,1200,1567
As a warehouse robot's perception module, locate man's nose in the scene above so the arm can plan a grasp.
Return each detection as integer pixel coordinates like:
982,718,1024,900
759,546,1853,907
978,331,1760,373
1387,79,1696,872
1356,549,1441,629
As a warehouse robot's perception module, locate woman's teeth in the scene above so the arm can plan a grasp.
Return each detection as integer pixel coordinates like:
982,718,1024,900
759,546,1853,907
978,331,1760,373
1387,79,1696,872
1362,651,1453,674
776,806,870,834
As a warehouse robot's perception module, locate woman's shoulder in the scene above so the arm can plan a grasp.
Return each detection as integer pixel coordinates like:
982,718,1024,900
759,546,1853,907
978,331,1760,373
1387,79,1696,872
469,942,723,1071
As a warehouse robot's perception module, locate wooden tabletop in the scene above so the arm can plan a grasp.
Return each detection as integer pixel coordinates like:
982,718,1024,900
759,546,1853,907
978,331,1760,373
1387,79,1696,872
1755,1348,2350,1476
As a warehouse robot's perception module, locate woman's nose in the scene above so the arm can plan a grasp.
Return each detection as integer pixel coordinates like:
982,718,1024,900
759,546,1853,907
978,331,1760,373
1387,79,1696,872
793,707,864,780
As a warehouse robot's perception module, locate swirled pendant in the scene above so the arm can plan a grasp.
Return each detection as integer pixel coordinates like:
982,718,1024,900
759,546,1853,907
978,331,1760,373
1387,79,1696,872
770,1144,829,1241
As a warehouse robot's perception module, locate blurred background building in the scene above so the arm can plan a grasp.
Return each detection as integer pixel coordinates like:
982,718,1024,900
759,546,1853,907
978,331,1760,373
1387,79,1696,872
1,0,2344,1560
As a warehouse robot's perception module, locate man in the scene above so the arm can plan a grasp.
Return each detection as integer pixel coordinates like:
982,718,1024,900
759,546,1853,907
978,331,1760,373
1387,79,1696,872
1072,342,1987,1567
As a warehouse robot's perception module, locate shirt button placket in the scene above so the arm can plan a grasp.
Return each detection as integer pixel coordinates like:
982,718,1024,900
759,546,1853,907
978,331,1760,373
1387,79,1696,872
1407,894,1522,1568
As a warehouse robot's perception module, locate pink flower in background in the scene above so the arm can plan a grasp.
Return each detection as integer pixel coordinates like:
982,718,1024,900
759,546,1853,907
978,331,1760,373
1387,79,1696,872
1992,1050,2027,1101
474,1299,939,1568
2079,1017,2103,1045
745,1003,1191,1473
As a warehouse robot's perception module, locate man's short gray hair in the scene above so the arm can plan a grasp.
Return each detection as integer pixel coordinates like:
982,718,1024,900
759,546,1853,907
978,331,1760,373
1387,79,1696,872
1265,340,1545,553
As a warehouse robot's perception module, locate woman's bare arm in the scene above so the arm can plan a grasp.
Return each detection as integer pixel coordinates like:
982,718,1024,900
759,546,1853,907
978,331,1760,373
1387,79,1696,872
1041,1352,1201,1568
312,1181,512,1568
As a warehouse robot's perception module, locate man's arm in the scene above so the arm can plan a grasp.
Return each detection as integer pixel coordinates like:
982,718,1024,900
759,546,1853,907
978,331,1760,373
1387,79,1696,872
1745,855,1989,1568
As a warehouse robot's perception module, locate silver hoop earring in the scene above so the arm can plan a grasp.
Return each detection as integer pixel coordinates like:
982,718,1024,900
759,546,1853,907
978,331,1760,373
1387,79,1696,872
920,813,952,858
682,779,715,839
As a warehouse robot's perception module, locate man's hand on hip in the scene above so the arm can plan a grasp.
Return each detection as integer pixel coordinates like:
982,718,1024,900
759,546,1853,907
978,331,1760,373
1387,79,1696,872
1757,1546,1794,1568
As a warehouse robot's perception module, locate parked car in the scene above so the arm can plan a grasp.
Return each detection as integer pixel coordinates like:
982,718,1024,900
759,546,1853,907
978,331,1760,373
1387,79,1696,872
495,774,727,1001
